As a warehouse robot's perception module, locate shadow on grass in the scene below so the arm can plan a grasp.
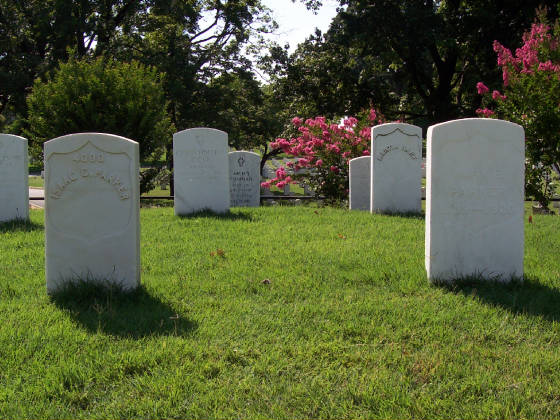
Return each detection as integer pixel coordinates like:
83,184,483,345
178,209,254,221
437,276,560,322
50,281,197,338
0,218,43,232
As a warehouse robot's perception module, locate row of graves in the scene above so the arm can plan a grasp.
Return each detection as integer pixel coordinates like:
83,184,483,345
0,118,524,293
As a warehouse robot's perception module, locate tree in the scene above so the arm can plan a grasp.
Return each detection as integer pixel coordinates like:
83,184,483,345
274,0,558,128
0,0,146,119
24,56,174,192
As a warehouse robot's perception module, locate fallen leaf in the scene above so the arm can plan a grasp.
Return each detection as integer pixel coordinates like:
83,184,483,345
528,215,533,224
337,233,346,239
262,279,271,285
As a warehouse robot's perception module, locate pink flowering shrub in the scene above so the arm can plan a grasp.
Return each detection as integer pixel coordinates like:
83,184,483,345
261,108,384,202
476,9,560,207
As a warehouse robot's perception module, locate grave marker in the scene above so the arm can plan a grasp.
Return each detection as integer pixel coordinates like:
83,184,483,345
0,134,28,222
371,123,422,213
44,133,140,293
349,156,371,211
173,128,229,215
425,118,524,282
229,151,260,207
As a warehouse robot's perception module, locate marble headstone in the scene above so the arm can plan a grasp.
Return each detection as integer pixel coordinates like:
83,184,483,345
173,128,229,215
371,123,422,213
425,118,524,282
44,133,140,293
0,134,28,222
229,151,260,207
349,156,371,211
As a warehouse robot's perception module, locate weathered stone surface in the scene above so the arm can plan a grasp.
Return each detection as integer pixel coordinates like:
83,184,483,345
425,118,524,282
349,156,371,211
371,123,422,213
44,133,140,293
0,134,28,222
229,151,260,207
173,128,229,215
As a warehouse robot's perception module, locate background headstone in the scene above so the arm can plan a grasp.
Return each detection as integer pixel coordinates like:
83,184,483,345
44,133,140,293
425,118,524,282
349,156,371,211
371,123,422,213
0,134,29,222
173,128,229,215
229,151,260,207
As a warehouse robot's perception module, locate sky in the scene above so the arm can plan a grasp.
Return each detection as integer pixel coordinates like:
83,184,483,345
261,0,340,52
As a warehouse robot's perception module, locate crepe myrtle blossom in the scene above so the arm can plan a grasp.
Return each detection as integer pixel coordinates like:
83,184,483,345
261,108,385,201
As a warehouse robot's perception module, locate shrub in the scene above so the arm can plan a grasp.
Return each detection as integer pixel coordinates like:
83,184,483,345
24,56,174,192
477,9,560,207
260,109,384,203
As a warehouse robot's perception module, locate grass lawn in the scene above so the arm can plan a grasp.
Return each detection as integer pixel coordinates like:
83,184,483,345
0,207,559,418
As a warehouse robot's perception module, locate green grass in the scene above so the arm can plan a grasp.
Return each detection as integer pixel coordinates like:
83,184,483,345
28,175,44,188
0,207,559,418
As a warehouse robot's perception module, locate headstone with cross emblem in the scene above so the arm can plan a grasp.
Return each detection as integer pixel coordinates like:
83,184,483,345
229,151,260,207
173,128,230,215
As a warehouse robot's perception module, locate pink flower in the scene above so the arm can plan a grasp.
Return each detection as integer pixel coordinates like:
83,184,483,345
291,117,302,127
261,181,271,189
276,181,286,189
492,90,506,101
368,108,377,122
342,151,351,158
330,166,339,173
315,159,323,167
476,82,489,95
476,108,495,118
362,149,370,156
275,167,287,179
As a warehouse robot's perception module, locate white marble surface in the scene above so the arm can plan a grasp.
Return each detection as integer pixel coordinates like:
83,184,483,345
229,151,260,207
425,118,524,282
371,123,422,213
173,128,230,215
0,134,28,222
349,156,371,211
44,133,140,293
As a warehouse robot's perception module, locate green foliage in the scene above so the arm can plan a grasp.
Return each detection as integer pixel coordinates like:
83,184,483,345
24,56,174,191
478,9,560,207
267,1,558,128
0,208,560,417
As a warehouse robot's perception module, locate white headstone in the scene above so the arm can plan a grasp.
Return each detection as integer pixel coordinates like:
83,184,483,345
425,118,524,282
229,151,260,207
349,156,371,211
0,134,29,222
173,128,229,215
44,133,140,293
371,123,422,213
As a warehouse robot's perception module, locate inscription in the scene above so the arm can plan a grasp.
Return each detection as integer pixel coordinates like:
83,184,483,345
0,155,22,166
376,145,419,161
447,185,513,216
73,152,104,163
230,169,258,206
50,167,130,200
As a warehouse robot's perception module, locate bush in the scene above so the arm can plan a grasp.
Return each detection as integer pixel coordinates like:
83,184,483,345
261,109,384,203
476,8,560,207
24,56,174,192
